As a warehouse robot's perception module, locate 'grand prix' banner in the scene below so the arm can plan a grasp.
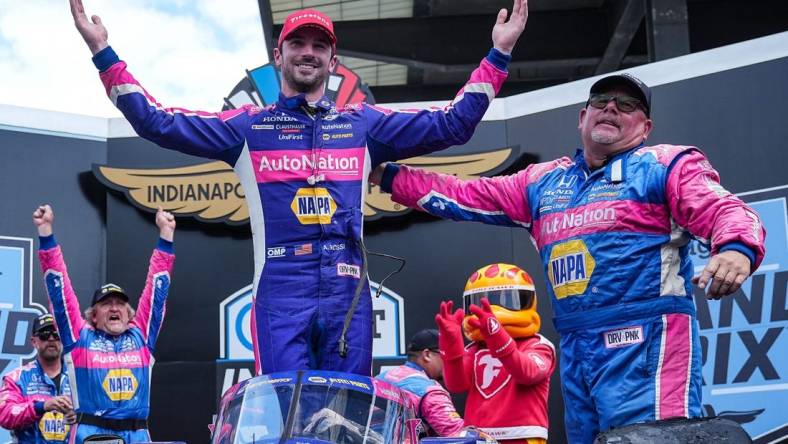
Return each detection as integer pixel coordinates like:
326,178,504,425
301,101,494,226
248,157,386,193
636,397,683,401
691,185,788,443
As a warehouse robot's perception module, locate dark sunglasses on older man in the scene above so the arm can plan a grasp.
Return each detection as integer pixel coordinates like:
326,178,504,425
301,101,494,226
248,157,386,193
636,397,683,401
587,93,645,113
36,331,59,341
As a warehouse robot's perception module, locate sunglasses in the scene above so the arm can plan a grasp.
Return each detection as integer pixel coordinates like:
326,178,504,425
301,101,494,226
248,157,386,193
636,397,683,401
35,331,60,341
463,289,536,313
587,93,645,113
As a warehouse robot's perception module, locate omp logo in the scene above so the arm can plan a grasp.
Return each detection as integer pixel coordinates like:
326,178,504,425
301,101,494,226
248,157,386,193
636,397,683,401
102,369,138,401
308,376,327,383
291,188,336,224
548,239,596,299
38,411,69,441
267,247,286,258
95,147,517,223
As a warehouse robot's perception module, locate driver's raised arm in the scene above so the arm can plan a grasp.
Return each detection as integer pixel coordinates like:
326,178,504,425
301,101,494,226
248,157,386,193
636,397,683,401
69,0,250,165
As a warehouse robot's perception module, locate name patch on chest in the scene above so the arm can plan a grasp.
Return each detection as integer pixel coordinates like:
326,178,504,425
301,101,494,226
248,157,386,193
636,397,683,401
603,326,644,348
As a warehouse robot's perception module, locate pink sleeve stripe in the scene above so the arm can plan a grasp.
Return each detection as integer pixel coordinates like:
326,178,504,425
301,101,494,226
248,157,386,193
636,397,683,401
68,346,152,369
392,165,532,226
666,150,766,269
466,58,506,95
655,313,692,420
130,249,174,342
38,247,85,344
533,201,670,246
100,63,246,122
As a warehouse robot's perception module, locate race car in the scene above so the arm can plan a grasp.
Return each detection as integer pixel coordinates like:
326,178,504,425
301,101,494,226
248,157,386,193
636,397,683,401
209,370,494,444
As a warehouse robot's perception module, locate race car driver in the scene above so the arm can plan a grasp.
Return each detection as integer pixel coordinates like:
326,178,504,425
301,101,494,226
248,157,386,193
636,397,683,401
33,205,175,444
68,0,529,376
436,264,554,443
371,73,766,442
0,314,73,444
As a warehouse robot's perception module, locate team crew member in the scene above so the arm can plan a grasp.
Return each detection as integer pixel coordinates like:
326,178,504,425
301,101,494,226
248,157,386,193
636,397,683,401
33,205,175,444
373,74,766,442
0,314,73,443
436,264,554,444
67,0,529,376
376,329,467,437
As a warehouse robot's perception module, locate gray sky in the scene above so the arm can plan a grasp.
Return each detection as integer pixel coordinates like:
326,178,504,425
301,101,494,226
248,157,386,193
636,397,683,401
0,0,268,117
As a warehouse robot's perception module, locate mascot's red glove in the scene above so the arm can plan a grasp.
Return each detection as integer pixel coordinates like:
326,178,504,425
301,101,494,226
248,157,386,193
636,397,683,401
468,298,516,358
434,300,466,361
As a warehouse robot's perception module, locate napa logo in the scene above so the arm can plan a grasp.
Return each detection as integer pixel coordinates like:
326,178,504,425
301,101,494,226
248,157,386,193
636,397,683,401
548,239,596,299
102,369,138,401
291,188,337,224
38,411,69,442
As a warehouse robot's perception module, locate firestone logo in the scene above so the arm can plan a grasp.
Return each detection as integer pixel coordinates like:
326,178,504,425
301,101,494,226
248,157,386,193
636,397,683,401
289,12,331,28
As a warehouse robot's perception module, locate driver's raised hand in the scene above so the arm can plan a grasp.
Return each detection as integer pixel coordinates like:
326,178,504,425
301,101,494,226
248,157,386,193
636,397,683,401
69,0,109,55
492,0,528,55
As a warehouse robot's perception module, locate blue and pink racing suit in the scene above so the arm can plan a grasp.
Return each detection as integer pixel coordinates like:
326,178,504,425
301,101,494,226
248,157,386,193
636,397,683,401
376,361,465,437
0,360,72,444
380,145,766,443
90,46,509,376
38,235,174,444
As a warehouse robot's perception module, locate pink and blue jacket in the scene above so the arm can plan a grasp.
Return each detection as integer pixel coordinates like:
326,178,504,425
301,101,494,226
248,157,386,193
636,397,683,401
376,362,466,437
38,236,173,420
0,360,71,443
381,145,766,332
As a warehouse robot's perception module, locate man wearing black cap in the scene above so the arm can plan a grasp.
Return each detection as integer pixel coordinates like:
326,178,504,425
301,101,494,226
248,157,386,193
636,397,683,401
0,314,74,443
376,329,468,437
33,205,175,444
372,73,765,442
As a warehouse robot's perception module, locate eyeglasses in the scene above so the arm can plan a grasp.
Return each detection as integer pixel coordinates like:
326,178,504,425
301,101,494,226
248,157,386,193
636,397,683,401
587,93,645,113
35,331,59,341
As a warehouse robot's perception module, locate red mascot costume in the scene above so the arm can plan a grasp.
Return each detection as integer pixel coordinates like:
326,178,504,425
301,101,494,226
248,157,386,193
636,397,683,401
436,263,555,444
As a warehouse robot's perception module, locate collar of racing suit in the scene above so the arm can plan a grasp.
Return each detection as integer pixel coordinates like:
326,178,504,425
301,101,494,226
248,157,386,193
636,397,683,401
576,143,644,183
277,92,334,113
404,360,427,374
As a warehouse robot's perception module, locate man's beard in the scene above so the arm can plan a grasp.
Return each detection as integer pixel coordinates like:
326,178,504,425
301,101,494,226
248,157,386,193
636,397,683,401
39,346,61,361
590,129,619,145
283,61,328,94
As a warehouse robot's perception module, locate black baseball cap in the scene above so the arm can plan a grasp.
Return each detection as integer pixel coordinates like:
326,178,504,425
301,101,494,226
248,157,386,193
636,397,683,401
91,283,129,306
31,313,55,335
407,329,439,353
589,73,652,117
